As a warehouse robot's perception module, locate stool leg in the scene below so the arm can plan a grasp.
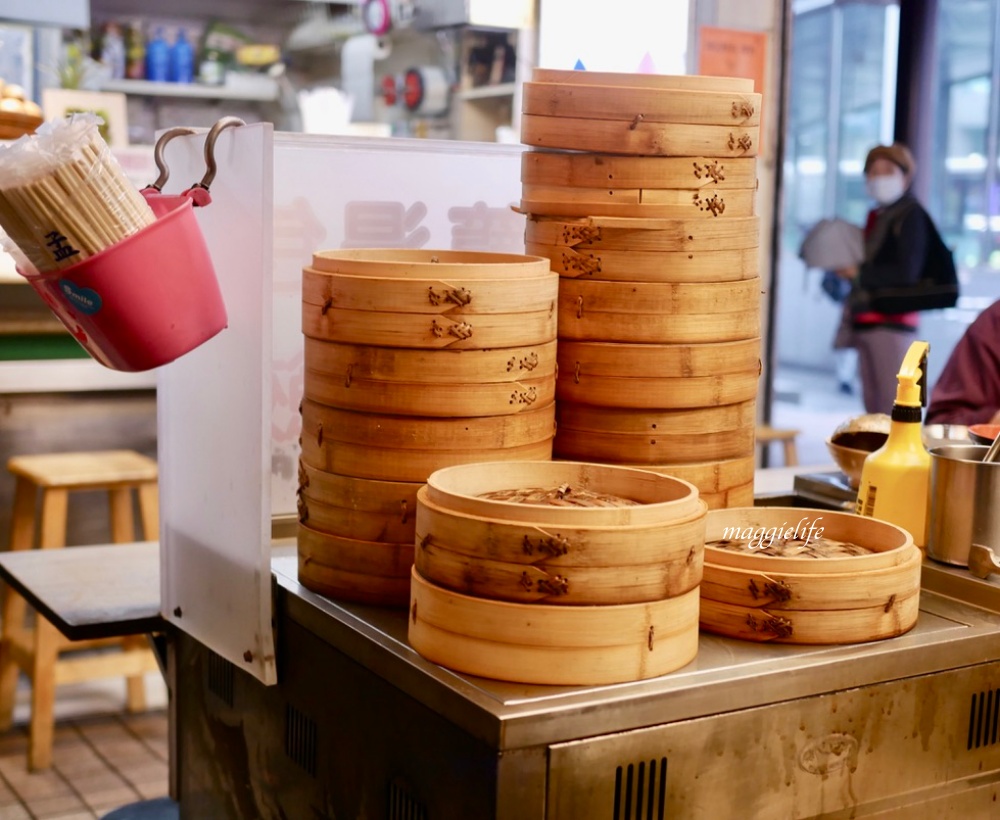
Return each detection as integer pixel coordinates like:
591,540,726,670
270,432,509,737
27,616,60,771
122,634,148,712
784,439,799,467
108,487,136,543
137,481,159,541
0,477,37,730
37,488,68,550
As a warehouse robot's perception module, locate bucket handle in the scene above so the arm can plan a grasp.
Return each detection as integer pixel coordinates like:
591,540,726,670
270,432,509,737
143,117,247,207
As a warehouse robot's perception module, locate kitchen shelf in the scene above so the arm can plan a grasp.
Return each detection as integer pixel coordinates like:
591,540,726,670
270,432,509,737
99,77,279,103
456,82,517,101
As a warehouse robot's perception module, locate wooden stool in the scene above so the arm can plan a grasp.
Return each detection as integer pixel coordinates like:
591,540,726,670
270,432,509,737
0,450,161,770
756,425,800,466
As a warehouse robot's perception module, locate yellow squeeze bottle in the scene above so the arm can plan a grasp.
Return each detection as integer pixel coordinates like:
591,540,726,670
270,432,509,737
855,340,932,547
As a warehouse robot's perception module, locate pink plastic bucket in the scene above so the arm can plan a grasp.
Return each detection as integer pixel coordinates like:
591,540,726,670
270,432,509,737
20,191,227,372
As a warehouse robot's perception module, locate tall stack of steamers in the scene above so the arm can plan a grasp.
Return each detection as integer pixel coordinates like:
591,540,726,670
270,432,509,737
521,69,762,507
296,69,764,685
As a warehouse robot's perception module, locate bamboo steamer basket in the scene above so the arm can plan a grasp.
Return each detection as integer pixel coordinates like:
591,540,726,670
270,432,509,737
522,83,761,126
298,463,420,543
558,278,762,344
525,242,760,283
310,249,552,280
521,152,758,191
298,524,413,607
698,482,755,510
415,490,706,605
617,457,756,511
555,397,756,464
302,267,558,315
530,68,754,93
519,185,756,220
521,114,759,158
423,460,703,526
699,507,921,644
408,567,700,685
300,402,555,482
303,305,556,349
525,214,760,252
556,365,759,409
302,338,556,417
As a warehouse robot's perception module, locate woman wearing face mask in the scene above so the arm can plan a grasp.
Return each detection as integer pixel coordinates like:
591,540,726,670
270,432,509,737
834,142,930,414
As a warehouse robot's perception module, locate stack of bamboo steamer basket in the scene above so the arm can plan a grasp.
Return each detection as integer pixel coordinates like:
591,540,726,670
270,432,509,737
520,68,763,508
298,249,559,607
408,461,706,685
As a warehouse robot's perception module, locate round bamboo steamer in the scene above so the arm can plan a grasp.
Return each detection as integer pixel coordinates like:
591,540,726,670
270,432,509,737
556,367,760,408
525,214,760,252
521,152,758,191
558,279,762,344
302,267,558,315
698,591,919,645
300,399,555,451
299,555,412,608
522,83,761,126
303,338,557,385
304,369,556,418
554,425,754,464
519,185,757,219
556,399,756,434
311,249,551,280
521,114,759,157
303,306,557,349
298,523,414,607
530,68,755,93
525,242,760,283
424,460,702,527
302,338,557,416
558,339,761,378
699,481,755,510
301,437,554,483
415,484,707,568
298,463,420,541
407,567,700,685
629,456,756,495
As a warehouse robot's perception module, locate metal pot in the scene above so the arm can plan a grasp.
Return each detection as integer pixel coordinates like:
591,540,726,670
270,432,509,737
926,444,1000,566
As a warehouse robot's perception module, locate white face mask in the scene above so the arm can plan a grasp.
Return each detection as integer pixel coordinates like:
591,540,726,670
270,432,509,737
866,170,906,205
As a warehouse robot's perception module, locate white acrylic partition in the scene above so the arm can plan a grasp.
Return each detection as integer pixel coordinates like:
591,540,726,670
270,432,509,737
159,128,526,684
157,123,277,683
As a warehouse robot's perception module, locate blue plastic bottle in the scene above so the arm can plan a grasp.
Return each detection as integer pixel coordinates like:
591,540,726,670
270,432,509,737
146,28,169,82
170,29,194,84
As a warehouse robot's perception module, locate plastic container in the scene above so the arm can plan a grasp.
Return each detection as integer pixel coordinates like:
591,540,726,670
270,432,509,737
101,23,126,80
146,28,170,82
170,29,194,84
18,190,227,372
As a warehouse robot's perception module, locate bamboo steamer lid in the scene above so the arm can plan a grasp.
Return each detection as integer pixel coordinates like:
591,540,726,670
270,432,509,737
311,249,552,280
302,267,558,315
302,338,557,416
298,464,420,542
525,242,760,283
407,567,700,685
556,366,760,408
521,152,758,190
522,83,761,126
558,278,762,344
558,339,761,378
415,484,707,567
303,305,557,349
554,424,754,464
525,215,760,251
424,460,701,526
530,68,755,93
521,114,759,157
519,185,756,219
300,399,556,450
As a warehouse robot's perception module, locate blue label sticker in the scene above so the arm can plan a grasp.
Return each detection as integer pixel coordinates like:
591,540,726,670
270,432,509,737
58,280,102,315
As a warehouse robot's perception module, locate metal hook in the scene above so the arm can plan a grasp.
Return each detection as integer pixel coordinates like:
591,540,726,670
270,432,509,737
147,127,198,192
195,117,246,192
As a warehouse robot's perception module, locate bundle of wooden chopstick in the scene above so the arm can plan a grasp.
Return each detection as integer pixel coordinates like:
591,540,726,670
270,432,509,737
0,113,154,274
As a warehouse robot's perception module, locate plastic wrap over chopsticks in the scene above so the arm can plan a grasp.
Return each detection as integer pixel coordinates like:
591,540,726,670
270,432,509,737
0,113,155,275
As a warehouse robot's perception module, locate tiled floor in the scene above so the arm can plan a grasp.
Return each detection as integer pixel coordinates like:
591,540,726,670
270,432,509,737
0,675,170,820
